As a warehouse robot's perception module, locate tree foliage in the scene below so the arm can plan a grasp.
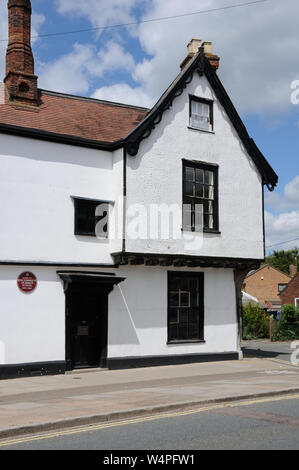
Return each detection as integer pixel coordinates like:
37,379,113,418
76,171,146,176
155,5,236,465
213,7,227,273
265,248,299,275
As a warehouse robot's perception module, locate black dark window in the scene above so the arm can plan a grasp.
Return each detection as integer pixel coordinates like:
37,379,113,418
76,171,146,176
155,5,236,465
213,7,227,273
74,198,108,237
278,283,287,293
168,272,204,342
183,160,218,232
189,96,213,131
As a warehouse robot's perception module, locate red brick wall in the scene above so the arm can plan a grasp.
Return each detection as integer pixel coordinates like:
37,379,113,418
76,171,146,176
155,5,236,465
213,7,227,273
280,274,299,306
244,265,291,304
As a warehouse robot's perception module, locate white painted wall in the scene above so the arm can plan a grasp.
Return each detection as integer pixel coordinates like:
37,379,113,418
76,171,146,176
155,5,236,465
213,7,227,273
0,265,237,366
108,266,238,358
0,135,123,264
0,266,65,365
125,72,264,259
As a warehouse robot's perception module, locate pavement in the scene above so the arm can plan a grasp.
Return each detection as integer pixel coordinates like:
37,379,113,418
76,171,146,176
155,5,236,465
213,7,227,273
0,341,299,440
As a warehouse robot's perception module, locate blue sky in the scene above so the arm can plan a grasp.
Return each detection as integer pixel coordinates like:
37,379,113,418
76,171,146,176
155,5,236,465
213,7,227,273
0,0,298,255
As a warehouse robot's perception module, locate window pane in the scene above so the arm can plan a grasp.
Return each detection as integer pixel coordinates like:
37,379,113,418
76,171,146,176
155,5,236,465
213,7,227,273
195,168,204,183
185,167,194,182
169,292,179,307
202,103,210,116
191,101,199,114
194,204,203,231
189,308,198,323
179,308,189,323
180,292,190,307
204,185,214,200
195,183,204,198
169,308,179,324
169,324,178,341
204,213,214,229
205,170,214,185
204,200,213,214
185,181,194,197
188,323,199,339
178,325,188,340
198,116,209,130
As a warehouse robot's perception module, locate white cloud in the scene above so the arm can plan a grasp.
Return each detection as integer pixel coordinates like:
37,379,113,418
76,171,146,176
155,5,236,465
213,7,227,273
265,176,299,212
265,176,299,251
265,210,299,251
91,41,136,78
38,41,137,95
38,43,96,94
52,0,299,114
92,83,152,107
55,0,144,33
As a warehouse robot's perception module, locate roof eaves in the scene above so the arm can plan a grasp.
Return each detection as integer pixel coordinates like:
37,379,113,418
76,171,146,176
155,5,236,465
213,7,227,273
0,122,124,151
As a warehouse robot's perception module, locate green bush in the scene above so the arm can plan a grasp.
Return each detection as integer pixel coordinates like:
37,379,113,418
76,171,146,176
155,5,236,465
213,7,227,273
272,304,299,341
281,304,297,323
242,303,269,340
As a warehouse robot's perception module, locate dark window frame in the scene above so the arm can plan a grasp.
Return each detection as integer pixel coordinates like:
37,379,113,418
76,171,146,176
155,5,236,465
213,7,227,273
189,95,214,132
182,159,219,233
278,283,288,293
167,271,205,344
73,196,110,238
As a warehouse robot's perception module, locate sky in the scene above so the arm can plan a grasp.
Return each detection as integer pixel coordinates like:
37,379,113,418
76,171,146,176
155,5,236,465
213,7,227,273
0,0,298,256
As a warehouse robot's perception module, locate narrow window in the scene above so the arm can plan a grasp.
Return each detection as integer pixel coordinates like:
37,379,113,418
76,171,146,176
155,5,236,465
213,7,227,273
183,161,218,232
74,198,109,238
168,272,204,342
190,97,213,131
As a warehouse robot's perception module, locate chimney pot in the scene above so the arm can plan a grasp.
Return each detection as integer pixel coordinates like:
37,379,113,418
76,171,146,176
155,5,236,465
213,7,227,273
180,38,220,72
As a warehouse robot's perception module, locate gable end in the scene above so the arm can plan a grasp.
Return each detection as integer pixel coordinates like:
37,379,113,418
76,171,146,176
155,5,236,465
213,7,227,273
125,48,278,192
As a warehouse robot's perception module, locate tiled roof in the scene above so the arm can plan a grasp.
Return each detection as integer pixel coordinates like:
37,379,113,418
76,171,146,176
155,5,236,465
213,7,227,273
0,86,149,143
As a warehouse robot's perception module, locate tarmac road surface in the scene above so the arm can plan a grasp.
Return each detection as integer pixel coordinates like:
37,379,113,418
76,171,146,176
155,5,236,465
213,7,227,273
1,394,299,450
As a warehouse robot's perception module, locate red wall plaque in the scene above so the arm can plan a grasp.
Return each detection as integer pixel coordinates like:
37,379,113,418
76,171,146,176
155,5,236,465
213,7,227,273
17,272,37,293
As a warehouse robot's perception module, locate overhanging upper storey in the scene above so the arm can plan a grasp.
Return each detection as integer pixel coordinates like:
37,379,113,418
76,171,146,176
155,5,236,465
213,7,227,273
124,47,278,192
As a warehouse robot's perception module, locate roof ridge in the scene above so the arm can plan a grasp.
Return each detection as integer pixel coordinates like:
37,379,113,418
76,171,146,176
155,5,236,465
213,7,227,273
39,88,150,112
246,263,292,279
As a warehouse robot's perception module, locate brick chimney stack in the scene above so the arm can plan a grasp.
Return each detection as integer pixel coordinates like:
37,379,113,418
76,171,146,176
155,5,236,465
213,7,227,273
4,0,39,107
180,39,220,72
289,264,298,278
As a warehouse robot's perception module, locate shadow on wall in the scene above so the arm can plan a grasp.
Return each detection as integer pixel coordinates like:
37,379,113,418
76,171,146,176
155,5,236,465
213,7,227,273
0,267,63,283
0,134,111,170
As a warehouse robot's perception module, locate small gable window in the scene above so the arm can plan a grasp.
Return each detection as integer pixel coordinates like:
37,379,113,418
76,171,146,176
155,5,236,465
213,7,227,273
278,283,287,293
74,197,109,238
189,96,213,132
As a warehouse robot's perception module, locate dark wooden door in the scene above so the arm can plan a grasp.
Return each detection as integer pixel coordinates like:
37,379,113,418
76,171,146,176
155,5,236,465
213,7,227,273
67,286,108,369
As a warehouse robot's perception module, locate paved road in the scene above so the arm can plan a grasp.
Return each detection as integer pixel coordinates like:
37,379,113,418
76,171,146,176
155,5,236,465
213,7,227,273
1,394,299,450
242,340,296,363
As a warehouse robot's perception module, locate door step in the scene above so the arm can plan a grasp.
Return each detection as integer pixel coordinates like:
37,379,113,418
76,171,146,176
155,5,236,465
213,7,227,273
66,367,108,375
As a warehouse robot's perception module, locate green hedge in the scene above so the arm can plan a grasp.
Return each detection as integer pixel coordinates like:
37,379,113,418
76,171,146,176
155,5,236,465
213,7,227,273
272,304,299,341
242,303,269,340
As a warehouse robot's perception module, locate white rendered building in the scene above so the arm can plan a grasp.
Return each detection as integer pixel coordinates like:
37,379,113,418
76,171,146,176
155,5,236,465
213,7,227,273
0,1,277,379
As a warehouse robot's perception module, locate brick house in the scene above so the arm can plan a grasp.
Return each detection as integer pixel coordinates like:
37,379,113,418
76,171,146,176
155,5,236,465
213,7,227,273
243,265,291,309
280,273,299,308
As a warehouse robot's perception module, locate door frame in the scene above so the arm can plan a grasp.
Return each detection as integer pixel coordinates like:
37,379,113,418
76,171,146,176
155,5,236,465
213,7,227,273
57,271,125,371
